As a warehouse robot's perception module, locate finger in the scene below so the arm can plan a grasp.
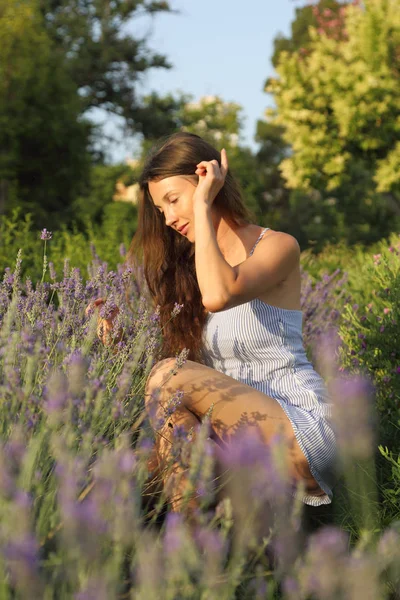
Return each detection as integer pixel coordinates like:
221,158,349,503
196,161,220,177
196,159,219,169
85,303,96,317
220,148,229,176
85,298,105,316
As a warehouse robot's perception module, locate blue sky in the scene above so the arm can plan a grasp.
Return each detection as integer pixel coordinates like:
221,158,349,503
98,0,298,163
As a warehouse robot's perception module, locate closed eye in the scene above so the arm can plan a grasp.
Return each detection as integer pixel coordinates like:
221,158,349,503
155,197,178,213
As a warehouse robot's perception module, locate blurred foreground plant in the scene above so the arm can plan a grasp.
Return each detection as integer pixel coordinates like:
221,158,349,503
0,235,399,598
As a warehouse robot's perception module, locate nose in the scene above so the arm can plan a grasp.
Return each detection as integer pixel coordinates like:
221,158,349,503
164,206,178,228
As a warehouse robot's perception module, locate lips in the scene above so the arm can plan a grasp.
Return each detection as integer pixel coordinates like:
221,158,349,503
178,223,189,235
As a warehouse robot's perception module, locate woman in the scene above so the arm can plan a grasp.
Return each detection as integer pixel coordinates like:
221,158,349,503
96,131,336,514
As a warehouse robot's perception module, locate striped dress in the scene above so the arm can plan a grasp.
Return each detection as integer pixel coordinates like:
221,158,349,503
201,227,337,506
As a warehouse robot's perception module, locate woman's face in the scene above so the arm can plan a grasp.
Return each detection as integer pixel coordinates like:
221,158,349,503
149,175,216,243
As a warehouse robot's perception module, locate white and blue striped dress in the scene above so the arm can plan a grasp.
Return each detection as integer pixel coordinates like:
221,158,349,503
201,227,337,506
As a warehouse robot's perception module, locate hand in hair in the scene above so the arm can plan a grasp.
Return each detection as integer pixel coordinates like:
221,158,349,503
85,298,123,348
193,148,229,208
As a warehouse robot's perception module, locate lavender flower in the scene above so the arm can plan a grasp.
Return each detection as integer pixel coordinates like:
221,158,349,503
331,374,376,460
171,302,184,318
164,389,184,417
40,229,52,241
194,526,225,557
175,347,190,369
163,512,184,553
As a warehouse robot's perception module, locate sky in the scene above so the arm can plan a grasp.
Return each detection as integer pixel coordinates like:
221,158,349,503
97,0,299,163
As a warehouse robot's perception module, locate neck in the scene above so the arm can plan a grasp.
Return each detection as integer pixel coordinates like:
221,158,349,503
213,211,240,258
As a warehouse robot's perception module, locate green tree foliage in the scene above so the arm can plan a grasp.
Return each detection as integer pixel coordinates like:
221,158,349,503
71,163,136,228
0,0,91,226
0,0,176,230
271,0,346,68
39,0,174,137
132,94,269,221
253,120,294,233
257,1,350,243
267,0,400,248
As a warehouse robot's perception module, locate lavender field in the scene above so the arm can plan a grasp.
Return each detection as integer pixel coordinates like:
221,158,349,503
0,230,399,599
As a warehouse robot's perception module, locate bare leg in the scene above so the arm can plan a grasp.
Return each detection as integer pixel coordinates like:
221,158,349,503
145,358,324,513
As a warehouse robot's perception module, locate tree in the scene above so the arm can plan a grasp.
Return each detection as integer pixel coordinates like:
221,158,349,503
253,120,294,234
266,0,400,248
254,1,352,244
39,0,175,138
129,94,268,220
0,0,91,226
271,0,347,68
0,0,178,227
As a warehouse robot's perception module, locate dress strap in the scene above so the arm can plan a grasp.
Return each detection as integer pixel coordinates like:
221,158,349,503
250,227,270,256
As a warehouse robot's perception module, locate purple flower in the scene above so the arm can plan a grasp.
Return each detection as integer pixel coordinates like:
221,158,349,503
117,449,137,474
310,526,348,555
48,261,57,280
171,302,184,318
43,371,69,418
219,427,269,468
164,390,184,417
216,427,291,506
4,534,39,569
164,512,184,553
40,228,52,241
378,528,400,564
283,576,300,597
331,374,376,459
194,527,225,556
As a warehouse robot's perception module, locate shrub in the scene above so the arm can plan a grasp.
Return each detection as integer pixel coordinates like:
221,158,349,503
0,203,138,284
0,229,399,596
338,236,400,526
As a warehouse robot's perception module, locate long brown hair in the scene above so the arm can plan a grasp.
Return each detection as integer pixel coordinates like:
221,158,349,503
127,132,254,363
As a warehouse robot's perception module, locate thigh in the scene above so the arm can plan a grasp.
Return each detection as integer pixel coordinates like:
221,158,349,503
145,358,321,490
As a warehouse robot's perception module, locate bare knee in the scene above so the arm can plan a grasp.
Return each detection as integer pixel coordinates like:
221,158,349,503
145,357,175,397
144,357,180,425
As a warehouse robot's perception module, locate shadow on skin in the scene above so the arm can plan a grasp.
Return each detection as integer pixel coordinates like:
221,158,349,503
144,358,323,495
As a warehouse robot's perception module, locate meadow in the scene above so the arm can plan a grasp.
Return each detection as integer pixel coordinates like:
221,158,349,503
0,213,399,599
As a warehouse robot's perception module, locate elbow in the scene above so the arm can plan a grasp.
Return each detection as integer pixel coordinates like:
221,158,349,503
202,295,228,313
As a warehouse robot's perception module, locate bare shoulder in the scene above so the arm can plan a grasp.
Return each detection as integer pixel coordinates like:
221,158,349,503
256,229,300,258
